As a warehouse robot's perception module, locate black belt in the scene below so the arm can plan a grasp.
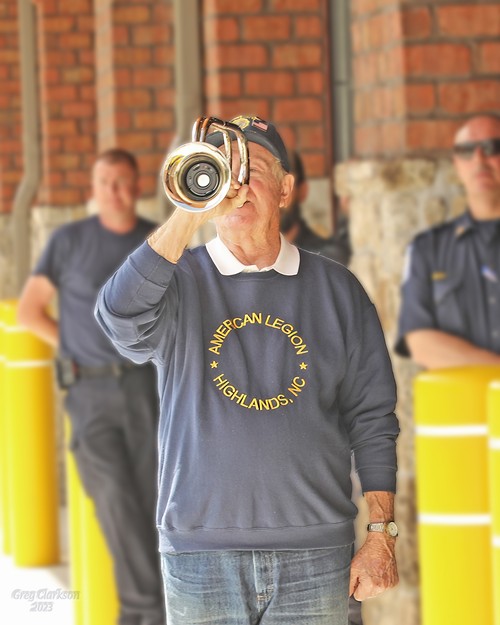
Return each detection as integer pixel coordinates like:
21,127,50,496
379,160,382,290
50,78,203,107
77,361,138,379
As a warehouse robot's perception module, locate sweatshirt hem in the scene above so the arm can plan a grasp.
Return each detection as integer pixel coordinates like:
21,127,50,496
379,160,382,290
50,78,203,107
158,521,355,554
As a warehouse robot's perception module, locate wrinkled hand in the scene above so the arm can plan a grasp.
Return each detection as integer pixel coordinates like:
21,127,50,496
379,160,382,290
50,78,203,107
349,533,399,601
209,177,249,219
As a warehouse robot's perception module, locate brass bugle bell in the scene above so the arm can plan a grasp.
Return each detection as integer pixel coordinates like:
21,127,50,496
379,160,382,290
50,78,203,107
161,116,249,212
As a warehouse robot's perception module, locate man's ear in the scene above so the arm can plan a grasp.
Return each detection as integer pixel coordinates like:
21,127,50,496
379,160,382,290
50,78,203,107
280,173,295,208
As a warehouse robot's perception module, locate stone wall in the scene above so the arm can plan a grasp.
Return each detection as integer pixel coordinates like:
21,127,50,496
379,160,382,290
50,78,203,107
0,215,15,300
336,158,466,625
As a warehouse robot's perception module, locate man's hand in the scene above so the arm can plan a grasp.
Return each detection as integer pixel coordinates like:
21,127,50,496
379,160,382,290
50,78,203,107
148,179,249,263
349,532,398,601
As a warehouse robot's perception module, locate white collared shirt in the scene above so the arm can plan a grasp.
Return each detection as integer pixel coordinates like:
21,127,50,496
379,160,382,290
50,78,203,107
206,234,300,276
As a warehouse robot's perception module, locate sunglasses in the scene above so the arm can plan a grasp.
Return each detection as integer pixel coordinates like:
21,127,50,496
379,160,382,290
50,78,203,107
453,138,500,160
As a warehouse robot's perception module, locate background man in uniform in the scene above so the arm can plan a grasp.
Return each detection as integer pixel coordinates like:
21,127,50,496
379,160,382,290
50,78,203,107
17,148,165,625
396,114,500,367
96,115,399,625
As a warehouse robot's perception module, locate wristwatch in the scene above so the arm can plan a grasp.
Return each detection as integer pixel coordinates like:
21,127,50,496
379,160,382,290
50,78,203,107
367,521,398,537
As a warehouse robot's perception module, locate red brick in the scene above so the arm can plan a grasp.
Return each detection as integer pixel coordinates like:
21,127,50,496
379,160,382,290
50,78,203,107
294,16,322,39
204,17,240,42
402,7,432,39
0,20,18,33
0,49,19,63
63,0,93,14
376,48,404,82
381,121,406,153
115,68,132,87
438,80,500,114
115,110,132,129
406,119,461,151
478,42,500,73
205,72,242,98
134,110,174,130
62,67,94,84
206,44,268,69
272,44,322,68
301,152,326,177
297,70,324,95
132,67,172,87
43,16,76,33
77,15,94,31
207,99,270,121
155,88,175,108
116,132,154,151
204,0,263,15
48,189,85,205
114,47,152,65
296,125,325,150
113,5,151,24
244,71,294,96
153,45,175,66
47,119,78,136
79,49,95,66
139,174,158,196
274,98,323,122
353,54,377,85
113,25,130,46
405,83,436,114
65,170,92,187
437,5,500,37
270,0,320,11
42,85,78,102
62,101,95,118
59,32,92,49
44,50,77,66
242,16,291,40
404,44,471,77
50,153,82,170
354,125,382,157
152,2,172,21
62,135,95,152
132,24,170,46
115,89,152,109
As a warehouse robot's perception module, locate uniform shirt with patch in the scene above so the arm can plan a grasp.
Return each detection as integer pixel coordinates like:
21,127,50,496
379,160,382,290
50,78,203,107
396,211,500,356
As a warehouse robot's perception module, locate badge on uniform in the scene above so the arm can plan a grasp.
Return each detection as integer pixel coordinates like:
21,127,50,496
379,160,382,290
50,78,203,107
431,272,447,281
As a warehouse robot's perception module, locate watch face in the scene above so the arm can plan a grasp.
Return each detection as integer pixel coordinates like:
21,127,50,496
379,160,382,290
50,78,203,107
386,521,398,537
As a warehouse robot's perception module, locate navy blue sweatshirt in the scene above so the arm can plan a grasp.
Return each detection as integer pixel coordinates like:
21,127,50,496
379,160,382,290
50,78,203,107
95,241,399,553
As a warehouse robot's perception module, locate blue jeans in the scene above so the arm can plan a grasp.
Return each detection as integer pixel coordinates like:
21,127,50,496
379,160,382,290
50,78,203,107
161,546,352,625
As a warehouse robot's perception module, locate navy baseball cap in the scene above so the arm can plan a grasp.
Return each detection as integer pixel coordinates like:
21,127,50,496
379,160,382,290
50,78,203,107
205,115,290,172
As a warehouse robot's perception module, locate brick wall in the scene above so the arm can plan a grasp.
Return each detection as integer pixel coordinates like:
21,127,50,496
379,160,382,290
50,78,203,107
202,0,332,178
0,0,22,214
352,0,500,158
95,0,175,196
35,0,97,206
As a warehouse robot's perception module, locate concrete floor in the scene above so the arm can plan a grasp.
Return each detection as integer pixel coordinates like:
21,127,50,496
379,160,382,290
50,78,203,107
0,508,75,624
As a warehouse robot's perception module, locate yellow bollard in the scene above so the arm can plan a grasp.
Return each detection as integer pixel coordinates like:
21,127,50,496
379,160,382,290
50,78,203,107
80,487,119,625
0,301,13,554
2,299,59,566
488,382,500,625
65,418,118,625
414,366,498,625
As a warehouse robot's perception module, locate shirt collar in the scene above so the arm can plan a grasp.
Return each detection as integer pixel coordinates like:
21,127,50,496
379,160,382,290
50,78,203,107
206,234,300,276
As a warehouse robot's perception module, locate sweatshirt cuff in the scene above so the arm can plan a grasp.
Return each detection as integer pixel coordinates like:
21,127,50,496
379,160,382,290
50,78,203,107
358,467,397,494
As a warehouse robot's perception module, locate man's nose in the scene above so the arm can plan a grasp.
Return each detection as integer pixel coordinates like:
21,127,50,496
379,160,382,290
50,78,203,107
471,146,488,162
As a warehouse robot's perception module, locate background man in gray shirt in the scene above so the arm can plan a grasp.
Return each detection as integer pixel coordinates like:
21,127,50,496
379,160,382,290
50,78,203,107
17,149,165,625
